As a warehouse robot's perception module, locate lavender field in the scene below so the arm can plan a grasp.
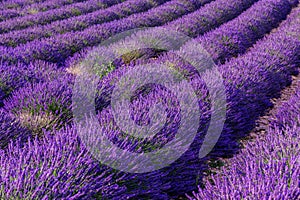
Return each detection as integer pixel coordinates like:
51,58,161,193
0,0,299,199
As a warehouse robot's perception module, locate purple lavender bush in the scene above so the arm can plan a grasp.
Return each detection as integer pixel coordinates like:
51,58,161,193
0,126,129,199
3,75,74,135
0,60,62,106
271,82,300,130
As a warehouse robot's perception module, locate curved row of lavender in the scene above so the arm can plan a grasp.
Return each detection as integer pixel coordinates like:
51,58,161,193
189,4,300,199
0,0,290,65
164,0,259,37
0,0,173,47
0,0,207,101
0,0,124,34
0,0,205,64
78,0,294,66
0,0,299,199
0,0,86,22
67,0,259,65
193,0,296,63
190,82,300,199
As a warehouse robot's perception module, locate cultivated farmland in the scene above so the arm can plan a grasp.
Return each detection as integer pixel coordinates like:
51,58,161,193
0,0,299,199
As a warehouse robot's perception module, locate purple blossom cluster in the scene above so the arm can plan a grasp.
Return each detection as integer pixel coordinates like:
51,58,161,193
0,0,299,198
272,85,300,130
0,109,30,149
0,60,62,106
0,126,129,199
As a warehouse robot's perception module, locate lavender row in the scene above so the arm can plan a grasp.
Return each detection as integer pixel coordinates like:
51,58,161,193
87,52,212,196
0,60,64,107
65,0,258,67
0,0,170,47
72,0,293,67
0,0,205,64
0,0,46,10
189,80,300,200
185,0,296,64
164,0,258,38
0,9,20,22
213,2,300,142
0,0,123,34
0,0,86,22
271,81,300,130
